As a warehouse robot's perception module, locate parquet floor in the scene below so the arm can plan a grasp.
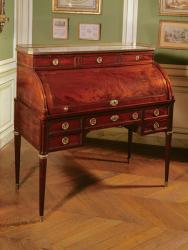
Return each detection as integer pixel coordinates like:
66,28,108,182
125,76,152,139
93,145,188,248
0,137,188,250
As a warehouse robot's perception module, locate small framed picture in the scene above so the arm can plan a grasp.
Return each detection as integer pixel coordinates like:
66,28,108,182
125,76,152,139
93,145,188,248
53,18,68,39
79,23,101,40
159,0,188,16
159,20,188,50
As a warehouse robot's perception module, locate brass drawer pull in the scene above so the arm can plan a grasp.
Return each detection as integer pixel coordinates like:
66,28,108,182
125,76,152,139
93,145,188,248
52,58,59,66
90,118,97,126
136,55,140,61
110,115,119,122
154,109,160,117
97,57,103,64
153,122,160,130
110,99,119,107
63,106,69,112
62,137,69,145
62,122,69,130
132,112,139,120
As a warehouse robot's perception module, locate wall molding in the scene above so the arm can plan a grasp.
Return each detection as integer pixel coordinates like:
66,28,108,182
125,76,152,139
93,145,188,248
17,0,33,44
122,0,138,45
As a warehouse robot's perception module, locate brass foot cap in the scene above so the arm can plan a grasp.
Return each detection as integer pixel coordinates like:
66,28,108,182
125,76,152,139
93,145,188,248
164,181,168,187
40,216,44,222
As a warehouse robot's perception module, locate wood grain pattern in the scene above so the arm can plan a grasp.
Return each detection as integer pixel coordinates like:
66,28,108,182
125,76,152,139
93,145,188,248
1,139,188,249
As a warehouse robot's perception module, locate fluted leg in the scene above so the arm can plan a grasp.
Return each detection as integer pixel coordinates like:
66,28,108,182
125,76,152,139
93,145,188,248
127,128,133,163
164,131,172,187
14,131,21,190
39,154,48,221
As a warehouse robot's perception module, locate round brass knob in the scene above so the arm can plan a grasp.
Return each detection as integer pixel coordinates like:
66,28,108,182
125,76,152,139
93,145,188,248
62,137,69,145
64,106,69,112
153,122,160,130
132,112,139,120
90,118,97,126
52,58,59,66
62,122,69,130
110,115,119,122
154,109,160,117
97,57,103,64
110,99,119,107
136,55,140,61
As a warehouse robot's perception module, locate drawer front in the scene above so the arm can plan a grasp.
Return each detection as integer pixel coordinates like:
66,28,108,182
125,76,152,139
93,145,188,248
34,55,75,68
120,53,153,65
144,106,169,119
86,111,141,129
48,133,82,151
143,118,169,135
79,54,120,68
48,119,81,134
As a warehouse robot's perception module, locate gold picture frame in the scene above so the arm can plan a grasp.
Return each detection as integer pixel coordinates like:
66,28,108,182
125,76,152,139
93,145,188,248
159,0,188,16
79,23,101,40
159,20,188,50
52,0,102,14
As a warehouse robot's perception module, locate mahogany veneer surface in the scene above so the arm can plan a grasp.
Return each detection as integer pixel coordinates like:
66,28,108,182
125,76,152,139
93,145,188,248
15,44,175,218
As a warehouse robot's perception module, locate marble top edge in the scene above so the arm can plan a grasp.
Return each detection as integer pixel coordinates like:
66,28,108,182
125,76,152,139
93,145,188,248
17,44,155,55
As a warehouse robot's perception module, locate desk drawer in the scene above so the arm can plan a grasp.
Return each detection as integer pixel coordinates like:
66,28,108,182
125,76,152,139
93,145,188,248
120,52,153,65
144,106,169,119
79,54,120,68
86,111,141,129
48,118,81,134
143,118,169,135
34,55,75,68
48,133,82,151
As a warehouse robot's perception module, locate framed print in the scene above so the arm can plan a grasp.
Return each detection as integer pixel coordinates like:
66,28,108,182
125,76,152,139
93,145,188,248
79,23,100,40
52,0,102,14
159,21,188,49
159,0,188,16
53,18,68,39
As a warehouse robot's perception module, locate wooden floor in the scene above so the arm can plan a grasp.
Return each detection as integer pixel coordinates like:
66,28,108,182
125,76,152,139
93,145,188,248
0,138,188,250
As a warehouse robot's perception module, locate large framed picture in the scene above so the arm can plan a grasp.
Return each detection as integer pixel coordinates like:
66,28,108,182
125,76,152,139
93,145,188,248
79,23,101,40
52,0,102,14
159,0,188,16
159,20,188,50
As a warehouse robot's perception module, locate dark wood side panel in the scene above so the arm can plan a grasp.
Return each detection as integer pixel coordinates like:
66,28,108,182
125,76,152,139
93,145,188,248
17,65,48,114
14,100,41,150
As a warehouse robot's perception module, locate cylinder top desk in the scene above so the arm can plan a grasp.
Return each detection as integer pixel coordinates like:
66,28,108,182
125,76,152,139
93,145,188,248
15,44,175,220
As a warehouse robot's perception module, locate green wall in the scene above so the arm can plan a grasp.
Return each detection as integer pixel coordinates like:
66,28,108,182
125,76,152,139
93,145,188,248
33,0,124,45
137,0,188,65
0,0,14,61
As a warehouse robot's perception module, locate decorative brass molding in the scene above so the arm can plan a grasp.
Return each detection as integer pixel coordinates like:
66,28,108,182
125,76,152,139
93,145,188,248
0,0,9,33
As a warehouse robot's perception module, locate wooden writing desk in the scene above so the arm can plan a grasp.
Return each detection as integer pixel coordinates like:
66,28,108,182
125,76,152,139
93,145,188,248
15,44,174,220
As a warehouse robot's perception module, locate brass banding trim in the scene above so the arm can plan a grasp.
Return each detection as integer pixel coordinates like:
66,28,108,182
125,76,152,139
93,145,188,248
38,154,48,160
14,131,20,136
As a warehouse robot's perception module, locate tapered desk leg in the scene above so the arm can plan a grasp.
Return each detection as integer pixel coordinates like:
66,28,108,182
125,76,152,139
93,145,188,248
164,131,172,187
39,154,48,222
14,131,21,190
127,128,133,164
